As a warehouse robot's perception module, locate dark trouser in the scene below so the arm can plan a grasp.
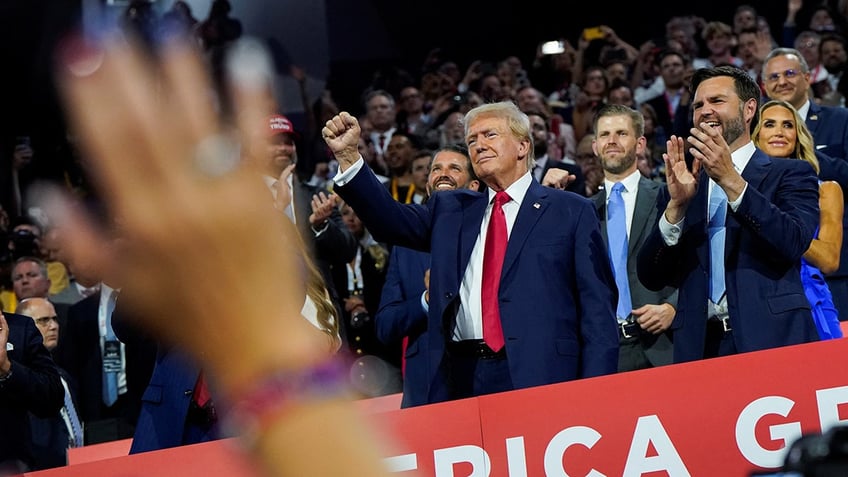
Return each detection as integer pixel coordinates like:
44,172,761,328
447,340,513,400
703,319,737,359
618,335,652,372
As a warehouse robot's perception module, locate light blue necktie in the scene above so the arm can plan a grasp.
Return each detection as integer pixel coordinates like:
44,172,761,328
709,182,728,303
607,182,632,321
62,377,84,447
102,290,119,407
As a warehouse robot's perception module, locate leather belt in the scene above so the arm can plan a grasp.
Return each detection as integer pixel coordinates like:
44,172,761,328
619,321,641,339
447,339,506,360
707,316,732,333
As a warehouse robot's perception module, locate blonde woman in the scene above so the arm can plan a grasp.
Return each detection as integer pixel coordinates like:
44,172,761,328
752,99,844,339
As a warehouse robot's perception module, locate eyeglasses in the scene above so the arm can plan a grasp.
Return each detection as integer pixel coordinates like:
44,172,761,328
34,316,59,327
765,69,800,83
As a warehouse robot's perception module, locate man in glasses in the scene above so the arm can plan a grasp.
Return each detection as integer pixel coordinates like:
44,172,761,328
17,298,83,470
762,47,848,323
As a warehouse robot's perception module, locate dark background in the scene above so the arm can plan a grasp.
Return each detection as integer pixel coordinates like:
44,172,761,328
0,0,833,198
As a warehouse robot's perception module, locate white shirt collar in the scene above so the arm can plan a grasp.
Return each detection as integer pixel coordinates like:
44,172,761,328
732,140,756,174
487,171,533,205
798,99,811,121
604,169,642,196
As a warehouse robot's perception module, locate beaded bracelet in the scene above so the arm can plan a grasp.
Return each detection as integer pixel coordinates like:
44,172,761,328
221,357,350,450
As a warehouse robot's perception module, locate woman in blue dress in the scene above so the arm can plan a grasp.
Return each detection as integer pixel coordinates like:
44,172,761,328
753,99,844,339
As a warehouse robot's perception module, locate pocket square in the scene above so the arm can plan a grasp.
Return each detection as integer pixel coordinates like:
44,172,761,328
5,342,12,351
816,144,827,150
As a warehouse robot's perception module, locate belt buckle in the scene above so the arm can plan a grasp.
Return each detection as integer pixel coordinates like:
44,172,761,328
619,321,634,339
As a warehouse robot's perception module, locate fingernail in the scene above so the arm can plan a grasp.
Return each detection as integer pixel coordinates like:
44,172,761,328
57,33,104,78
225,37,273,91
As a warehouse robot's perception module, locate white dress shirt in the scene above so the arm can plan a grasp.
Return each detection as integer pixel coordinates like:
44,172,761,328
453,173,532,341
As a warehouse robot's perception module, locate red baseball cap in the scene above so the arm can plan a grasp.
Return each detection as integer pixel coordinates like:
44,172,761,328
266,114,299,138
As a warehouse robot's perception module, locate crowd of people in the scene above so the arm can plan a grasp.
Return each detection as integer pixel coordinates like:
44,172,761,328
3,0,848,475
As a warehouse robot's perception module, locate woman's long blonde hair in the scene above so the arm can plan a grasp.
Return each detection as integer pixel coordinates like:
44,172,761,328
286,217,341,351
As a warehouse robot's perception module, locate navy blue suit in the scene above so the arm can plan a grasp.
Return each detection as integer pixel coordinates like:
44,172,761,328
638,150,821,362
0,313,63,471
375,246,430,407
805,101,848,318
128,349,219,453
336,165,619,404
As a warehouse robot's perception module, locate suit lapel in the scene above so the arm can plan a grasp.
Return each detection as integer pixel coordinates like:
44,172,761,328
725,150,771,257
460,194,488,273
502,182,547,274
694,172,710,270
592,187,608,246
806,102,822,138
629,178,658,254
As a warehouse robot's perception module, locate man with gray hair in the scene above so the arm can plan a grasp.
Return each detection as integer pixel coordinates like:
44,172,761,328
324,101,618,404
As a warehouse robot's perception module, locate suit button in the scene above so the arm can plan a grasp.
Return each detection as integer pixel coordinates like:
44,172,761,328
445,292,453,299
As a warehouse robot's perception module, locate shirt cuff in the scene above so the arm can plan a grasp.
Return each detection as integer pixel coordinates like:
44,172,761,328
659,213,684,246
728,183,747,212
332,156,365,187
420,290,429,313
311,221,329,237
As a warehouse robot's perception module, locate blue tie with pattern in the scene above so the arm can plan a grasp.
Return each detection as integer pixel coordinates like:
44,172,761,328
102,290,120,406
62,377,84,447
709,182,728,303
607,182,632,321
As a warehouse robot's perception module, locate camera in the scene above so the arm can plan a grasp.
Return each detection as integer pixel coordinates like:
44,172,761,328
350,311,371,330
9,229,39,259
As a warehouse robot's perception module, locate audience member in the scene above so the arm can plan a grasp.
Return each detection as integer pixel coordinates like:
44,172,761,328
17,297,83,469
752,99,843,339
526,110,586,196
363,90,399,163
383,132,422,204
333,201,400,397
637,65,821,362
254,113,357,319
325,101,618,403
0,311,63,474
590,104,677,371
761,47,848,320
375,145,480,407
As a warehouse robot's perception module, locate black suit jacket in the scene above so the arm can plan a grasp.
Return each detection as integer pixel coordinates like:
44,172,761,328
63,293,156,444
0,313,63,470
538,157,587,197
29,367,79,470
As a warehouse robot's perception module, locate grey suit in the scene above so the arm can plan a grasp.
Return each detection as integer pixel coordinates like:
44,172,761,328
50,284,84,306
594,176,677,371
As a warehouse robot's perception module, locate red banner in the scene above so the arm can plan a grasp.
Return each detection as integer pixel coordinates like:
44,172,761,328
27,338,848,476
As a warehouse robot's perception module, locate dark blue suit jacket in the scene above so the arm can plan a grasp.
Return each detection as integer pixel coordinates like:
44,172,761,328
0,313,63,469
638,149,821,362
375,246,430,407
806,101,848,280
337,166,619,404
128,348,218,453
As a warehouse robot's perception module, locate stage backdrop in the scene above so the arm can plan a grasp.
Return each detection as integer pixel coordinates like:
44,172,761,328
26,338,848,477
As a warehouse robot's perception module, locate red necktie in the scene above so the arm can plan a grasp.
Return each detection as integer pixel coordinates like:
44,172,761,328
481,191,510,352
193,370,211,408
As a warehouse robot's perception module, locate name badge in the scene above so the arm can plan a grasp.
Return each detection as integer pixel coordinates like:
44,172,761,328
103,340,123,373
